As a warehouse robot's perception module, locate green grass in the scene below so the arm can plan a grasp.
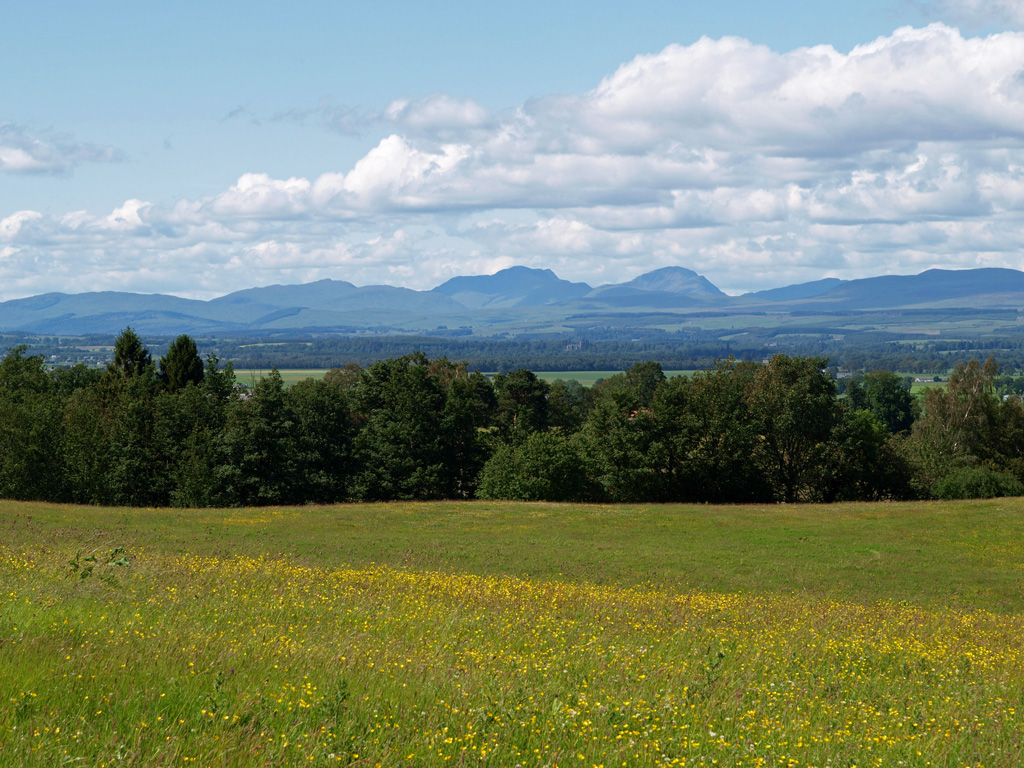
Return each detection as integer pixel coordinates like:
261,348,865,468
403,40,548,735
5,499,1023,611
4,498,1024,766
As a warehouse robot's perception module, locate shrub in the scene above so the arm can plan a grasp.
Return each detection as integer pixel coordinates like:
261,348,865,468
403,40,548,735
933,465,1024,500
476,430,600,502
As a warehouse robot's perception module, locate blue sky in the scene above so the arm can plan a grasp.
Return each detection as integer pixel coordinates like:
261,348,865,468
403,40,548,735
3,0,1024,300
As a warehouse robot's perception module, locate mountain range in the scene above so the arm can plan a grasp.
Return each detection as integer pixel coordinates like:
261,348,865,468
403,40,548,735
3,265,1024,336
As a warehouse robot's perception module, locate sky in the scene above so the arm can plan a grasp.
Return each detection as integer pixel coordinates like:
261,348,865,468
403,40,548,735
3,0,1024,301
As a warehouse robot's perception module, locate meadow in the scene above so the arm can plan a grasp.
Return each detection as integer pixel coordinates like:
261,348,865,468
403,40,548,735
237,369,332,387
531,371,694,387
3,499,1024,767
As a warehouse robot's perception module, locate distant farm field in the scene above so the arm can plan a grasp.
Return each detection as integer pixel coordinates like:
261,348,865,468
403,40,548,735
236,368,955,392
237,368,331,387
529,370,696,386
4,499,1024,767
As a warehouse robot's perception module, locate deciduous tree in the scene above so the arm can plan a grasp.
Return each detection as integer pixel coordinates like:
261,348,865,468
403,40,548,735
747,355,840,503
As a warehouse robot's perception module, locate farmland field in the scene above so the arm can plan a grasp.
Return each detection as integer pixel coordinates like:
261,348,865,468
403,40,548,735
3,499,1024,767
236,368,954,392
530,371,695,387
237,368,331,387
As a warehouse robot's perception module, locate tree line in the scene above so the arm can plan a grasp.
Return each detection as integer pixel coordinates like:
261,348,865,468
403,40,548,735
2,329,1023,507
18,330,1024,376
202,335,1024,375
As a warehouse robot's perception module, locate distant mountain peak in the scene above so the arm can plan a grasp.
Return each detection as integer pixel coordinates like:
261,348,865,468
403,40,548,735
432,266,592,308
586,266,726,303
623,266,697,286
620,266,723,296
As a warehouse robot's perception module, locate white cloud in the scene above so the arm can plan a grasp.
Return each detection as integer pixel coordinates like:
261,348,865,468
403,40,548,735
339,135,470,206
0,123,122,175
6,24,1024,299
574,25,1024,155
384,94,492,134
0,210,43,239
105,199,151,231
209,173,312,219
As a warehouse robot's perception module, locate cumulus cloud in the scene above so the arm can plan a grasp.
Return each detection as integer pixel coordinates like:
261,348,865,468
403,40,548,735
0,210,44,239
209,174,312,219
6,24,1024,299
0,123,123,175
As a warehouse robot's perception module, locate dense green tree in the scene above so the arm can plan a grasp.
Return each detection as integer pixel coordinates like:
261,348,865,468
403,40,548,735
0,347,63,500
61,340,165,506
0,345,52,395
914,357,999,461
108,327,152,379
653,359,768,503
991,396,1024,481
10,340,1024,506
351,353,448,500
105,372,167,506
623,361,666,408
576,363,674,502
52,364,103,398
845,370,916,434
288,377,355,503
747,355,840,503
578,390,666,502
201,354,236,401
492,369,549,442
547,379,589,432
476,430,599,502
220,370,299,505
816,409,914,502
159,334,204,391
61,386,114,504
322,362,363,392
437,367,495,498
908,357,1001,494
163,355,236,507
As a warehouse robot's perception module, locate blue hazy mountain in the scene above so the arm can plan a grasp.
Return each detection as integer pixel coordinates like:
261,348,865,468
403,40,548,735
431,266,592,308
0,291,257,335
3,266,1024,335
211,278,464,314
0,280,467,335
605,266,725,296
741,278,846,302
801,268,1024,308
584,266,727,307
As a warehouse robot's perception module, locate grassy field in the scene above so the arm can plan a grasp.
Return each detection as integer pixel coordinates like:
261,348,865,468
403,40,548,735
531,371,696,387
237,369,331,387
4,499,1024,767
